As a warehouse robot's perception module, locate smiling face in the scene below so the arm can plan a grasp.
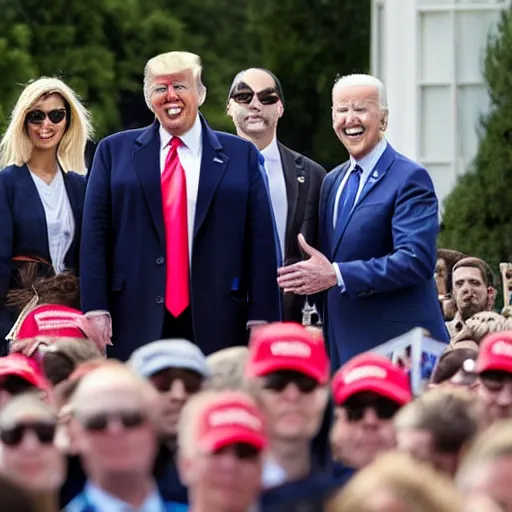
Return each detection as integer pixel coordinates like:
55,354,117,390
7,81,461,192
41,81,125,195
150,70,200,136
25,94,67,153
332,84,387,160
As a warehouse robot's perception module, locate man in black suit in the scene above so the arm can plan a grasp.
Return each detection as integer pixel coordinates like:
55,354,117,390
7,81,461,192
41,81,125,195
227,68,326,324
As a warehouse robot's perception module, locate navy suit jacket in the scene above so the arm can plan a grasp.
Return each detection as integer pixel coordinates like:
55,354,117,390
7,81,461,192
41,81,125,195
80,116,281,360
0,164,85,341
320,143,448,369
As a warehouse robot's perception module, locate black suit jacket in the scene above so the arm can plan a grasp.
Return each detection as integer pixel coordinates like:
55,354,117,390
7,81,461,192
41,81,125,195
278,143,326,323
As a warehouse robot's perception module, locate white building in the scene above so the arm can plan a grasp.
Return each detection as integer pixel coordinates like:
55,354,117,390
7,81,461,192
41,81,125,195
371,0,509,211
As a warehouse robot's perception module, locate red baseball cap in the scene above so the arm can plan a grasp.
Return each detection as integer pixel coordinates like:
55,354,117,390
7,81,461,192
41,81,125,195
245,322,330,384
332,353,412,406
16,304,87,341
0,354,49,390
476,331,512,374
196,393,267,453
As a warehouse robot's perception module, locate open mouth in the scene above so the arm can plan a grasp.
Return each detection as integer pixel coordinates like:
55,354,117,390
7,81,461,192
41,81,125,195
344,126,365,139
38,132,55,141
166,106,183,119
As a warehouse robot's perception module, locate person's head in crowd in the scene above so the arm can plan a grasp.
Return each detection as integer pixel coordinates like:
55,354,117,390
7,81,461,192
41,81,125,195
327,452,462,512
436,249,466,320
0,354,49,409
330,353,411,470
0,76,92,174
0,393,65,493
456,419,512,512
245,322,330,483
394,387,478,477
129,338,209,443
452,257,495,321
178,390,266,512
69,361,162,504
205,346,250,392
331,74,388,160
144,51,206,137
449,325,481,351
430,347,478,387
474,332,512,430
226,68,284,150
465,311,512,344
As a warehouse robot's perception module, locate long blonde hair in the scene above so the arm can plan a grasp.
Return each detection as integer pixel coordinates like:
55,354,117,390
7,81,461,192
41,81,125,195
0,77,93,174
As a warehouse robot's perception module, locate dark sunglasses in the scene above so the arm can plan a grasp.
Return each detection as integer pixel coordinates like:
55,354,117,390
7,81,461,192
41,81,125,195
231,90,280,106
480,370,512,392
342,396,401,422
214,442,260,460
0,422,56,447
149,368,203,394
262,370,319,394
0,376,36,396
26,109,66,125
77,410,146,432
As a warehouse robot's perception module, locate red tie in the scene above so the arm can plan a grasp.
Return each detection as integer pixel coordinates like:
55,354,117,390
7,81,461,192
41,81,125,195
161,137,190,317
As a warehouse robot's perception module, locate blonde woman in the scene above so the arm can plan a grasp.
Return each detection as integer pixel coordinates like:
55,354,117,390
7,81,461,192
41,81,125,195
0,77,93,352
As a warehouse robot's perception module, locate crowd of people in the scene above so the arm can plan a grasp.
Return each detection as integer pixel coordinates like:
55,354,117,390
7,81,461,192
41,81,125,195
0,49,510,511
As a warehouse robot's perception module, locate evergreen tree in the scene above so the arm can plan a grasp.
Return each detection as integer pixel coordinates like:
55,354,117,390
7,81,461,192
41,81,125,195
439,7,512,273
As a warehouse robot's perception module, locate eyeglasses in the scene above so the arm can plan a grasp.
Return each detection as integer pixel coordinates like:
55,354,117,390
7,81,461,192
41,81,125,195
0,422,56,447
214,442,260,460
0,376,36,396
342,396,401,422
230,90,280,106
480,371,512,392
76,410,146,432
149,368,203,394
262,370,319,394
26,109,66,125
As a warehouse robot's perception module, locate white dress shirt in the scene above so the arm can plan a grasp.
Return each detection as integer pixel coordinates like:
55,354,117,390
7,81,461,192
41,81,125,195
260,136,288,258
84,482,165,512
159,115,203,260
29,169,74,273
332,137,388,289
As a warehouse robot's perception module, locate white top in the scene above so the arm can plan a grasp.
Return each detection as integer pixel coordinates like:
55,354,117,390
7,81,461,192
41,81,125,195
260,136,288,258
85,482,165,512
30,169,74,273
159,115,203,260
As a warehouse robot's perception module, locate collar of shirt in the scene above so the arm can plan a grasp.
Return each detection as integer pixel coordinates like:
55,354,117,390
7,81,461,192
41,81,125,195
349,136,388,180
85,481,164,512
260,136,281,162
159,114,202,155
262,456,288,489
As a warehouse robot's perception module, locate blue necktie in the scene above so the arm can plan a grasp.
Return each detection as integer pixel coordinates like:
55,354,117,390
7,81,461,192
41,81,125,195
334,165,362,241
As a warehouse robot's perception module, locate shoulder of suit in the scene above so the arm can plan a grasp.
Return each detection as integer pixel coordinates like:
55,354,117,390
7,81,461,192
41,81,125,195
65,170,87,182
390,148,429,175
98,126,150,147
278,143,327,176
0,163,24,178
213,130,257,150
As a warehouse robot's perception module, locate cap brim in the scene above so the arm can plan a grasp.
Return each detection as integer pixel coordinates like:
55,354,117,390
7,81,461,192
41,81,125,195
0,368,47,390
477,359,512,375
247,360,327,385
200,429,267,454
137,356,210,379
335,378,411,406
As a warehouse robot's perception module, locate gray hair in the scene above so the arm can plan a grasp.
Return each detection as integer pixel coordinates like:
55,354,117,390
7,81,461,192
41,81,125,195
333,74,388,112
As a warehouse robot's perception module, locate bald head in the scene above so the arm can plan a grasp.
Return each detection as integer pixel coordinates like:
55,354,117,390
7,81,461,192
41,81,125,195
227,68,284,105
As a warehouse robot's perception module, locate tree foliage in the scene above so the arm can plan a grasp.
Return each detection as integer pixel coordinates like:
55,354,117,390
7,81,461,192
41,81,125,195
0,0,370,168
439,8,512,272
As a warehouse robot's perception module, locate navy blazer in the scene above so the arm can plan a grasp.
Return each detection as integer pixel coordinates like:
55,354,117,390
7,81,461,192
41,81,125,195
319,143,449,369
80,116,281,360
0,164,85,340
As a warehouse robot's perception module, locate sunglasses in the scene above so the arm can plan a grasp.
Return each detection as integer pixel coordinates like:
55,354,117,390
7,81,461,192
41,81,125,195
0,376,36,396
214,442,260,460
76,410,146,432
480,370,512,392
26,109,66,125
262,370,319,394
231,90,280,106
0,422,56,447
149,368,203,394
342,396,401,422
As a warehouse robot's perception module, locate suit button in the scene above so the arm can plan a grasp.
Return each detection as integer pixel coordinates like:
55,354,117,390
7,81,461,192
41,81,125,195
156,296,164,304
156,257,164,265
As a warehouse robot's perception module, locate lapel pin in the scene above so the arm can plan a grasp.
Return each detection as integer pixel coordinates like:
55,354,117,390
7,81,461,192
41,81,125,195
372,170,379,179
297,176,305,183
213,157,223,164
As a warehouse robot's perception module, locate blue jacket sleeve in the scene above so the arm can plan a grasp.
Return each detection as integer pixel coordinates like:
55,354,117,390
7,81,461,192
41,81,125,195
0,175,13,300
79,139,112,312
336,168,438,299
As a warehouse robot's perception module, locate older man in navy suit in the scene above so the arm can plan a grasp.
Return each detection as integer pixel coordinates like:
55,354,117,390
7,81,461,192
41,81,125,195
80,51,281,361
278,74,448,369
